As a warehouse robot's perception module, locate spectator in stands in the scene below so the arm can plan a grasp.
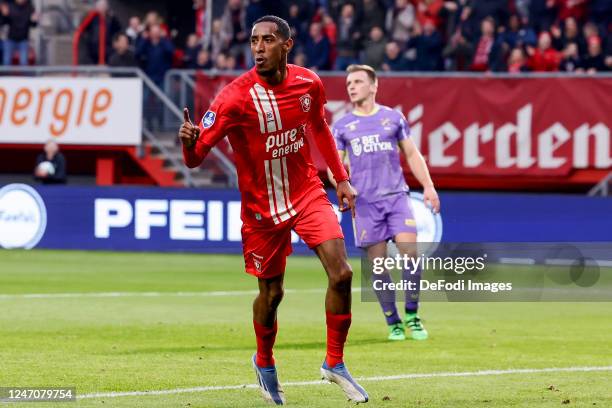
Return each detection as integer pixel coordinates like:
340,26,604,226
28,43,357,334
108,33,138,73
214,52,227,70
386,0,416,44
443,24,474,71
136,23,174,87
514,0,530,21
499,14,536,51
526,31,561,71
125,16,143,45
558,42,581,72
193,0,209,42
407,20,443,71
528,0,558,33
581,23,600,55
225,54,237,70
578,35,608,73
590,0,612,36
360,0,388,40
416,0,444,30
209,18,230,62
507,47,529,73
293,51,307,67
136,23,173,130
83,0,121,64
34,140,66,185
195,49,212,69
304,21,330,70
382,40,410,71
334,3,361,70
183,33,202,68
143,11,169,37
328,0,361,22
322,13,338,67
246,0,266,32
461,0,509,40
470,17,502,71
557,0,588,24
1,0,37,66
437,0,464,43
221,0,248,67
286,3,309,45
362,26,387,69
551,17,584,54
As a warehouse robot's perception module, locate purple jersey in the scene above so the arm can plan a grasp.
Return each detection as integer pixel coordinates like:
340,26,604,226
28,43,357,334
332,105,410,203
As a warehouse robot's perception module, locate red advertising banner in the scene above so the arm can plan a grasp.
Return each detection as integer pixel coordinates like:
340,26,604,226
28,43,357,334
195,73,611,189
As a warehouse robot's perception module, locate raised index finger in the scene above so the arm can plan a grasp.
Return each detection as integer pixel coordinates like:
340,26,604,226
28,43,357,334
183,108,192,124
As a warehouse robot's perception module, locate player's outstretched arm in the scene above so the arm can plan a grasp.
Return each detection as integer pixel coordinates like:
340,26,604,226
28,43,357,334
399,138,440,213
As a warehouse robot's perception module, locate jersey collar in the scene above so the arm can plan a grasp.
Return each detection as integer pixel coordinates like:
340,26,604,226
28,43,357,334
352,104,380,117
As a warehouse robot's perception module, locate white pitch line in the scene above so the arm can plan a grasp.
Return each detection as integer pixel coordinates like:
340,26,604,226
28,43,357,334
0,288,365,300
79,366,612,399
499,257,536,265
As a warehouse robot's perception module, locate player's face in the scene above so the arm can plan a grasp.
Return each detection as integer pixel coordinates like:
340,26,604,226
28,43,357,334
250,22,293,76
346,71,376,104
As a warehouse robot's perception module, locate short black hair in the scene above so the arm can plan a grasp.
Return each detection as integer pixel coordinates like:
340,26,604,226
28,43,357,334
113,32,128,43
253,15,291,40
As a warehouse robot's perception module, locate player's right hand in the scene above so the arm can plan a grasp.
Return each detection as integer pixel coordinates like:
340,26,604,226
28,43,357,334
336,180,357,218
179,108,200,150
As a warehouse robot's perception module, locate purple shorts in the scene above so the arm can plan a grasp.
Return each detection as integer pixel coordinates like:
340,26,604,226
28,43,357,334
354,193,417,248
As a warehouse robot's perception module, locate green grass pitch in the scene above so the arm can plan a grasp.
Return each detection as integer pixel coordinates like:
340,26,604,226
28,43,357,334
1,250,611,407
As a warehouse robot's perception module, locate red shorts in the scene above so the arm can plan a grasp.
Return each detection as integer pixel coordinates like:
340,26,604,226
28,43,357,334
242,190,344,279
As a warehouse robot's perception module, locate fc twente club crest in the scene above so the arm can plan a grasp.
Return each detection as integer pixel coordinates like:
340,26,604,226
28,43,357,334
299,94,312,112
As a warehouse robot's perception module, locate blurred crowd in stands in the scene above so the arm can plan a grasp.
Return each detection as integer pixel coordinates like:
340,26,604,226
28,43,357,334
1,0,610,76
0,0,37,66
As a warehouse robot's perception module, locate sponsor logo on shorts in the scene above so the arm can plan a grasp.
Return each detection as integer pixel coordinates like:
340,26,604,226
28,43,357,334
405,218,416,226
202,111,216,128
252,253,264,272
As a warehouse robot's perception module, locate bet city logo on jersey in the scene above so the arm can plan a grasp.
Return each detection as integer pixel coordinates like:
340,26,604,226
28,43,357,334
350,134,394,157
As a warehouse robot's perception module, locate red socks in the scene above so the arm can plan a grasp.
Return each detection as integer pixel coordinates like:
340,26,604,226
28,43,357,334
253,320,277,367
254,313,351,369
325,311,352,368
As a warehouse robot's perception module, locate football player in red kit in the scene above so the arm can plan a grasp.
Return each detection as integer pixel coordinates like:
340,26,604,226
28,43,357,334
178,15,368,405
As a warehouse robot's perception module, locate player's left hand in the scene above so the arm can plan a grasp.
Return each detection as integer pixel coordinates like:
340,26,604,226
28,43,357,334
423,185,440,214
336,180,357,218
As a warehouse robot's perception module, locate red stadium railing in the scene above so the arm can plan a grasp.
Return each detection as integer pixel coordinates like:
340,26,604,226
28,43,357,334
72,10,106,65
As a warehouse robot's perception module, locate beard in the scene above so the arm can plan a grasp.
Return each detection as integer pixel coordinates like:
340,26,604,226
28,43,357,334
256,65,278,77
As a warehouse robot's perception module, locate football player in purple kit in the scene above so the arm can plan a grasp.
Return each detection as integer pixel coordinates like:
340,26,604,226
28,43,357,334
329,64,440,341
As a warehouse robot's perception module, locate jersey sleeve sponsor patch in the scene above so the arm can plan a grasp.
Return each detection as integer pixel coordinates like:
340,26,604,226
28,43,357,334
202,111,216,128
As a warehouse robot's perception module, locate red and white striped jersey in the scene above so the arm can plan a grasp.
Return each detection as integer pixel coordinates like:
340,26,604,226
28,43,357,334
184,65,348,227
